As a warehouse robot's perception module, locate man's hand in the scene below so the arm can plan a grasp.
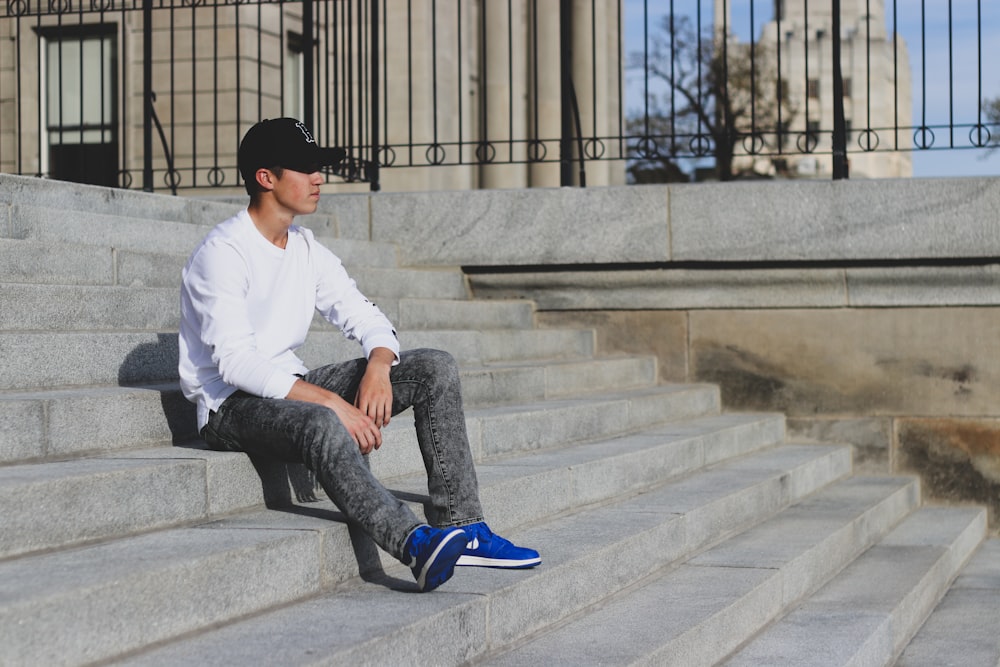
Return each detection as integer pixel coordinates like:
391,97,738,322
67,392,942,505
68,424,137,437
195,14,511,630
355,347,396,429
328,397,383,454
286,378,383,454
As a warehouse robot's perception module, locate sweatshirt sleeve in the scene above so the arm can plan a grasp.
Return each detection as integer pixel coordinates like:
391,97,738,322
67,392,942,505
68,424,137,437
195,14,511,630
182,238,299,399
311,241,400,362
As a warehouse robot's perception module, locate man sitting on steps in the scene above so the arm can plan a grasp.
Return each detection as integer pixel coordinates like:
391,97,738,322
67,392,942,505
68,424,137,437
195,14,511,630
178,117,540,592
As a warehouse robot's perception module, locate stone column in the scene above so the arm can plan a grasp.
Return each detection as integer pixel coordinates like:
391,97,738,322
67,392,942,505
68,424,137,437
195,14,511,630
479,0,529,189
604,1,626,185
528,0,561,188
380,6,428,191
570,0,625,187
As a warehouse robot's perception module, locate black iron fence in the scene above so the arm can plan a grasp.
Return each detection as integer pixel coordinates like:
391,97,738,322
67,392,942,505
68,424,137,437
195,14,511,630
1,0,378,192
0,0,997,193
627,0,999,182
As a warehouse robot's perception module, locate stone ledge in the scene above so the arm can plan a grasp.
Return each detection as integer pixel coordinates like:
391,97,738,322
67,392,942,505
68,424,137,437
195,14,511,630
359,177,1000,268
468,264,1000,310
670,178,1000,261
369,186,669,266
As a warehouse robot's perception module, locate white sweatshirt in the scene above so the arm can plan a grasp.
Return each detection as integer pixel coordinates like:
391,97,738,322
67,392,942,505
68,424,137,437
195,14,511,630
178,209,400,431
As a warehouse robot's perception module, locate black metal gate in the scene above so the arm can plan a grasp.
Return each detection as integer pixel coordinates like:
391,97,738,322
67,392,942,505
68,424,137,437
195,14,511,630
2,2,997,193
2,0,379,192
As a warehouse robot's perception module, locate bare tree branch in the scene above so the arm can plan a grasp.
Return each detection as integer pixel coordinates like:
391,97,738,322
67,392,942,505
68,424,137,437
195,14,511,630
626,14,796,182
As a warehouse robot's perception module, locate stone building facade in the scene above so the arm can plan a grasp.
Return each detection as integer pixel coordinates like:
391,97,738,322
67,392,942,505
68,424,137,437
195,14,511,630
0,1,626,194
720,0,913,179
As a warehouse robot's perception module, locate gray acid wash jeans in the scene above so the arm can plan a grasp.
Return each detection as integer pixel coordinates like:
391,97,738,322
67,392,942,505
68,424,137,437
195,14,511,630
201,348,485,562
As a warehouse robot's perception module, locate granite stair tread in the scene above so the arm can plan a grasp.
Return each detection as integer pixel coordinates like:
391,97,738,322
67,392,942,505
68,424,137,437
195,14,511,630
0,174,992,667
723,505,988,667
0,356,662,465
0,327,599,391
894,537,1000,667
0,237,456,290
0,396,763,560
97,442,851,667
0,283,533,333
5,202,397,265
482,475,921,667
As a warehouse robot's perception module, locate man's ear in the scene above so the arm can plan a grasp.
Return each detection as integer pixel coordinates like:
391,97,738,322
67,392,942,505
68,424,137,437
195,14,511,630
255,168,276,192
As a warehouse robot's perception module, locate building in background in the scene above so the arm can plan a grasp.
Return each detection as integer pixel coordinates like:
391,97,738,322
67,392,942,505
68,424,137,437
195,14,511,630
720,0,912,179
377,1,625,192
0,1,626,194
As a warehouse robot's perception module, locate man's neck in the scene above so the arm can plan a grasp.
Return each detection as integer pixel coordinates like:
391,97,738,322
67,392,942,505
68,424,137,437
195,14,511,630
247,200,292,249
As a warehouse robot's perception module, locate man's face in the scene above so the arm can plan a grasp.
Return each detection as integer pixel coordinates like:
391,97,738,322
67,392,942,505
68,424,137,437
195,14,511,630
269,167,323,216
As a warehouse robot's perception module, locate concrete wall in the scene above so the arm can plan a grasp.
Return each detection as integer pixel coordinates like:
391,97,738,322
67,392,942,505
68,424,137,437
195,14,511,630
355,178,1000,531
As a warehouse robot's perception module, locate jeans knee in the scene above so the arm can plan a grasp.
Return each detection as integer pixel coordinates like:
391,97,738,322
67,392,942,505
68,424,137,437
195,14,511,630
403,348,457,379
301,410,355,461
428,349,461,388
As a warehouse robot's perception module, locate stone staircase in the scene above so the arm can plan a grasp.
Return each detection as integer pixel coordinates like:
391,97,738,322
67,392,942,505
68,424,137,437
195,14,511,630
0,173,995,666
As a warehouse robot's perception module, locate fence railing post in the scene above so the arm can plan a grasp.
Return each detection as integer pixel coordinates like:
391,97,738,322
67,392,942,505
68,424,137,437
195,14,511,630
142,0,153,191
302,0,315,133
831,0,849,179
559,0,573,186
369,0,380,191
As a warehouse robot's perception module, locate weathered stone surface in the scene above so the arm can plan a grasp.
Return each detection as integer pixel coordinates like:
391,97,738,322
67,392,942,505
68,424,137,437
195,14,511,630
686,307,1000,530
897,418,1000,530
846,265,1000,307
671,177,1000,261
0,399,44,462
362,178,1000,269
536,310,688,383
787,417,892,474
370,185,670,266
315,192,371,240
469,265,1000,310
469,267,849,310
689,308,1000,417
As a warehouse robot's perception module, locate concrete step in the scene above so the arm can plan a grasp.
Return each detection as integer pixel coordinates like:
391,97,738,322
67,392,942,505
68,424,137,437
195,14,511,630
483,475,921,667
0,172,228,227
0,331,183,389
0,283,180,331
368,297,535,332
317,237,400,268
0,328,597,391
0,238,115,286
112,385,722,490
894,538,1000,667
390,328,594,368
98,442,850,667
0,455,217,561
0,283,529,333
2,201,400,268
394,297,534,330
459,384,722,460
0,237,186,288
460,355,659,404
400,412,788,531
0,525,323,667
6,203,217,256
0,357,660,464
0,410,781,562
724,505,987,667
0,237,442,291
350,266,469,300
0,176,371,273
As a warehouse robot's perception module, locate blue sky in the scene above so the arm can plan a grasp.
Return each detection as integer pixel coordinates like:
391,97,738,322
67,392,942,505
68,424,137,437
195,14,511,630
621,0,1000,178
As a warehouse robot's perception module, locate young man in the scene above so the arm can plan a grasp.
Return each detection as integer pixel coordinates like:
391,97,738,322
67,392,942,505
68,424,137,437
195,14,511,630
178,118,540,592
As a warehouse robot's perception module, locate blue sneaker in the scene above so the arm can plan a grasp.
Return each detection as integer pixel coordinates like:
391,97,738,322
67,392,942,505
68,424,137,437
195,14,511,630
456,522,541,569
404,525,468,592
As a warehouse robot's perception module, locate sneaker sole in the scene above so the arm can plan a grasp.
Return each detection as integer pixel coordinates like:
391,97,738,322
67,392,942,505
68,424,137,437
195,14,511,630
415,528,468,592
455,554,542,569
